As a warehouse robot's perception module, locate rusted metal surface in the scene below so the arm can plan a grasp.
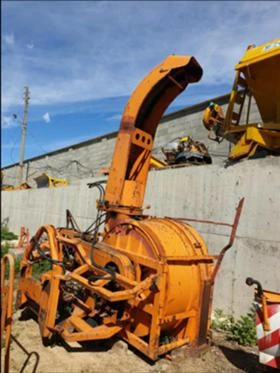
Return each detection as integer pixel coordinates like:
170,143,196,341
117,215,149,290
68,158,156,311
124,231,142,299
1,254,15,373
166,198,244,283
17,226,30,249
11,335,40,373
16,199,244,360
17,216,214,359
197,280,212,346
211,197,244,283
15,55,244,363
165,217,233,227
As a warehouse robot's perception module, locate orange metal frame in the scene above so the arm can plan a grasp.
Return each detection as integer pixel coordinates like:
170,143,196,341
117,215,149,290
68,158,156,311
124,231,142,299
16,199,243,360
104,55,202,214
1,254,15,373
16,55,244,362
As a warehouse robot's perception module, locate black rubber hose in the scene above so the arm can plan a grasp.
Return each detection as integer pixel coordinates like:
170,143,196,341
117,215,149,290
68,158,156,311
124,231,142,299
37,245,65,268
84,179,116,283
88,236,116,283
245,277,263,298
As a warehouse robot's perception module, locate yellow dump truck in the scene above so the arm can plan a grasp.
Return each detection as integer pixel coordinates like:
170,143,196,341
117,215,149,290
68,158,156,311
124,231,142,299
203,38,280,161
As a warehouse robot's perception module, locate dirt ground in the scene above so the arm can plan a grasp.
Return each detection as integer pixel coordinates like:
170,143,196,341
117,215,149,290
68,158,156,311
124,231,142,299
2,308,277,373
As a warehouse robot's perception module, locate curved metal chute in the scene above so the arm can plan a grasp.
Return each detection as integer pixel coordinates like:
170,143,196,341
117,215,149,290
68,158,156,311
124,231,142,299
105,55,203,212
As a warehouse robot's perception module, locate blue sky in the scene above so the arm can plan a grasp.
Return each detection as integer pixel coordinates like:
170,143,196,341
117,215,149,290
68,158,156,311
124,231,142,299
2,1,280,167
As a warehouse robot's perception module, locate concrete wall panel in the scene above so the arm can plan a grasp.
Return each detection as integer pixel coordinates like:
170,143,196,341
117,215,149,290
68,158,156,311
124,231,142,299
2,157,279,317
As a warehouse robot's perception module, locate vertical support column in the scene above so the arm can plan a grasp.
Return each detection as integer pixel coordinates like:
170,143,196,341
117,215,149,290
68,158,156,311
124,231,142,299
148,265,167,359
197,280,212,346
18,87,30,185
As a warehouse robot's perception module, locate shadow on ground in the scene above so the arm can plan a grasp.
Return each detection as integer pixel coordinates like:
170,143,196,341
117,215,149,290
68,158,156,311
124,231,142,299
18,308,156,365
219,345,277,373
56,337,156,366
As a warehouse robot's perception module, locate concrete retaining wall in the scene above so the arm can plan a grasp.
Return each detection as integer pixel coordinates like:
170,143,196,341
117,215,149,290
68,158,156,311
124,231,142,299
145,157,280,317
2,157,279,317
2,93,261,186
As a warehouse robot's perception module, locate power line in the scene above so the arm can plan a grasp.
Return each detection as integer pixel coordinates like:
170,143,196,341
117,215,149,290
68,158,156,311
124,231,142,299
28,129,49,154
9,129,22,164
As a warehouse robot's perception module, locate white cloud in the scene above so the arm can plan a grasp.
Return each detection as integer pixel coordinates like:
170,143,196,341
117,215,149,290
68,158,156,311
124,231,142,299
1,115,19,129
106,113,122,121
2,2,280,112
42,112,51,123
1,142,20,150
26,43,34,49
2,33,15,46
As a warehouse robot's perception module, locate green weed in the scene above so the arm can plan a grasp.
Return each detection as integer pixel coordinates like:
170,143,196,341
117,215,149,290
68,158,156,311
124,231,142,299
1,243,10,258
229,308,257,346
32,260,52,279
211,308,234,332
211,307,257,346
1,224,18,241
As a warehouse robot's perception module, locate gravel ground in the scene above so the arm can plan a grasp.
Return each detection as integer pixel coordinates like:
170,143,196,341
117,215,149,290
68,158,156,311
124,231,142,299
1,309,277,373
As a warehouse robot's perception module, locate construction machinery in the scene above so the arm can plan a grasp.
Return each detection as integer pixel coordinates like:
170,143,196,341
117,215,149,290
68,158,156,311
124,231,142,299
149,155,168,169
2,55,244,368
1,182,32,191
1,171,31,191
203,38,280,161
102,136,212,174
34,173,68,188
101,155,169,174
161,136,212,166
246,278,280,369
1,173,67,191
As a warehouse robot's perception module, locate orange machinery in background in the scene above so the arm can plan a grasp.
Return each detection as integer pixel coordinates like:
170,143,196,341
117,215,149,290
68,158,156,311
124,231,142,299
202,38,280,161
8,55,244,363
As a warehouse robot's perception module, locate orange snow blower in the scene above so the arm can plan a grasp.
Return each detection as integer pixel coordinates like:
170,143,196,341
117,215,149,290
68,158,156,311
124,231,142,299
5,55,244,363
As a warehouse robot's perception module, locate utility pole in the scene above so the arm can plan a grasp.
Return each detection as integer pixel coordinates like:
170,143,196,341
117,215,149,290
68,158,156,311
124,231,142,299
18,87,30,185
